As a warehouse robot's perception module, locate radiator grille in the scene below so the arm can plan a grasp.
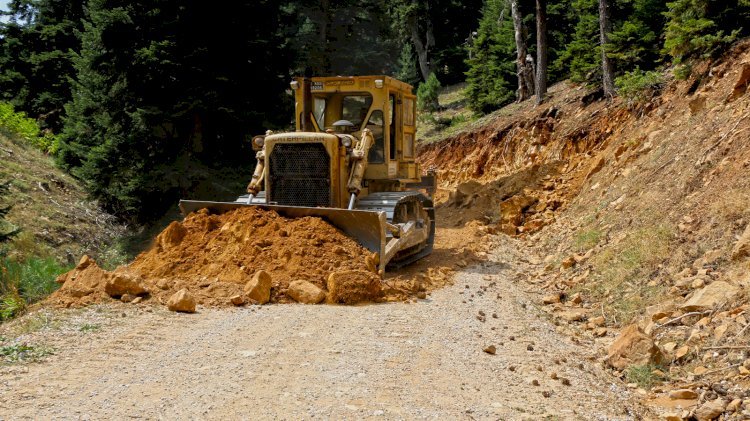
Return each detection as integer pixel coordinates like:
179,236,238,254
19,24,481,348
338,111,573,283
268,143,331,207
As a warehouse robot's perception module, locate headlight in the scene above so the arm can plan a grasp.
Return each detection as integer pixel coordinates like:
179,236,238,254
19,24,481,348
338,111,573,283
341,137,352,148
253,136,265,148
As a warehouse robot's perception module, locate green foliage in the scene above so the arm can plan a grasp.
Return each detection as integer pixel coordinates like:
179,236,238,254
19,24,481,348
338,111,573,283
465,0,515,114
0,102,59,153
0,342,54,364
78,323,101,332
396,43,421,87
555,0,600,83
0,0,85,131
608,0,666,71
387,0,484,85
573,228,603,251
663,0,750,63
57,0,291,223
673,63,693,80
417,73,442,112
282,0,399,76
0,256,70,320
615,68,665,105
625,364,666,389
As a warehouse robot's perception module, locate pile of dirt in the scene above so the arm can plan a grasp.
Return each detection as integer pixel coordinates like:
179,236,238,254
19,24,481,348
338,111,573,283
48,207,383,308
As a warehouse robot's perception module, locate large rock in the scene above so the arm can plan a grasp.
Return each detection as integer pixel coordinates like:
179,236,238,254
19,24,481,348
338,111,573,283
244,270,272,304
730,62,750,101
287,280,326,304
681,281,741,312
167,288,196,313
104,273,147,297
731,225,750,260
326,270,382,304
606,324,664,370
694,399,726,421
498,194,538,236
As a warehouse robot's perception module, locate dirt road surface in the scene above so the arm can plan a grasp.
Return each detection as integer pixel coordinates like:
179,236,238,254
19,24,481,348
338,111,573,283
1,242,642,419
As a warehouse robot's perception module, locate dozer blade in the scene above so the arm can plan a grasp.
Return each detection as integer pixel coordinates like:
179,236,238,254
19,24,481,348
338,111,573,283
178,200,388,273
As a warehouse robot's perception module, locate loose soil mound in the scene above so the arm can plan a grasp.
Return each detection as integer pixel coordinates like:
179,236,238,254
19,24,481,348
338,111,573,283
49,207,379,308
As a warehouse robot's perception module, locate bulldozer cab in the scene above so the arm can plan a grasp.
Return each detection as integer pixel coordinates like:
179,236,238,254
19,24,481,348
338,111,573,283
291,76,420,182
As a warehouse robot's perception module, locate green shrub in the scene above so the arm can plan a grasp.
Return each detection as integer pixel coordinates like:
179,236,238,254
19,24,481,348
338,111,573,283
1,343,54,363
625,364,667,389
615,69,665,105
0,102,60,154
417,73,441,112
673,63,692,80
0,257,70,320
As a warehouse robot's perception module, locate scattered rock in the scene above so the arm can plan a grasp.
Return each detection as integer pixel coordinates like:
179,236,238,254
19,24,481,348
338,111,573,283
559,309,587,322
326,270,382,304
590,316,606,326
104,273,147,297
669,389,698,400
731,225,750,260
681,281,741,311
543,293,562,304
230,295,245,306
120,294,135,303
287,280,326,304
167,289,196,313
244,270,272,304
694,399,726,421
561,256,576,269
483,345,497,355
606,324,664,370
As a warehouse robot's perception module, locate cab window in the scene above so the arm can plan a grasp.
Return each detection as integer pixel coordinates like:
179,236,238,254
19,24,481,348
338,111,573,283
342,95,373,129
366,110,385,164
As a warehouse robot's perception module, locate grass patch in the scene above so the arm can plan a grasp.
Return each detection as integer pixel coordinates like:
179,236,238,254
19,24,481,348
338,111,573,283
577,225,673,325
78,323,100,332
0,256,71,321
0,343,54,364
573,228,603,252
625,364,667,389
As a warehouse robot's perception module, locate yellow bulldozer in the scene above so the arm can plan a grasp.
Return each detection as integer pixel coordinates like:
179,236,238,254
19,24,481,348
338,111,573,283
180,76,436,274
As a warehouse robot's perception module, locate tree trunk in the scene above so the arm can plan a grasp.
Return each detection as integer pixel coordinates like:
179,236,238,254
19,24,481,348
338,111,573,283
598,0,616,98
535,0,547,105
510,0,534,102
409,0,435,81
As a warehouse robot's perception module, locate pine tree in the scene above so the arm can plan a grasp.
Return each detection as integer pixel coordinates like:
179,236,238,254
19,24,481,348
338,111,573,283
396,43,422,87
465,0,515,114
555,0,600,84
664,0,750,63
0,0,84,131
58,0,291,222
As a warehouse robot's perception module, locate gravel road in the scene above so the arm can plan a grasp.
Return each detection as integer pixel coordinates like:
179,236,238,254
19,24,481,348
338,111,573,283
0,247,642,419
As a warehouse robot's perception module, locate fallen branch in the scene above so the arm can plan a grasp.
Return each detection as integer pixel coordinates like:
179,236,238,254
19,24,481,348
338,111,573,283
694,363,743,377
654,311,710,331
